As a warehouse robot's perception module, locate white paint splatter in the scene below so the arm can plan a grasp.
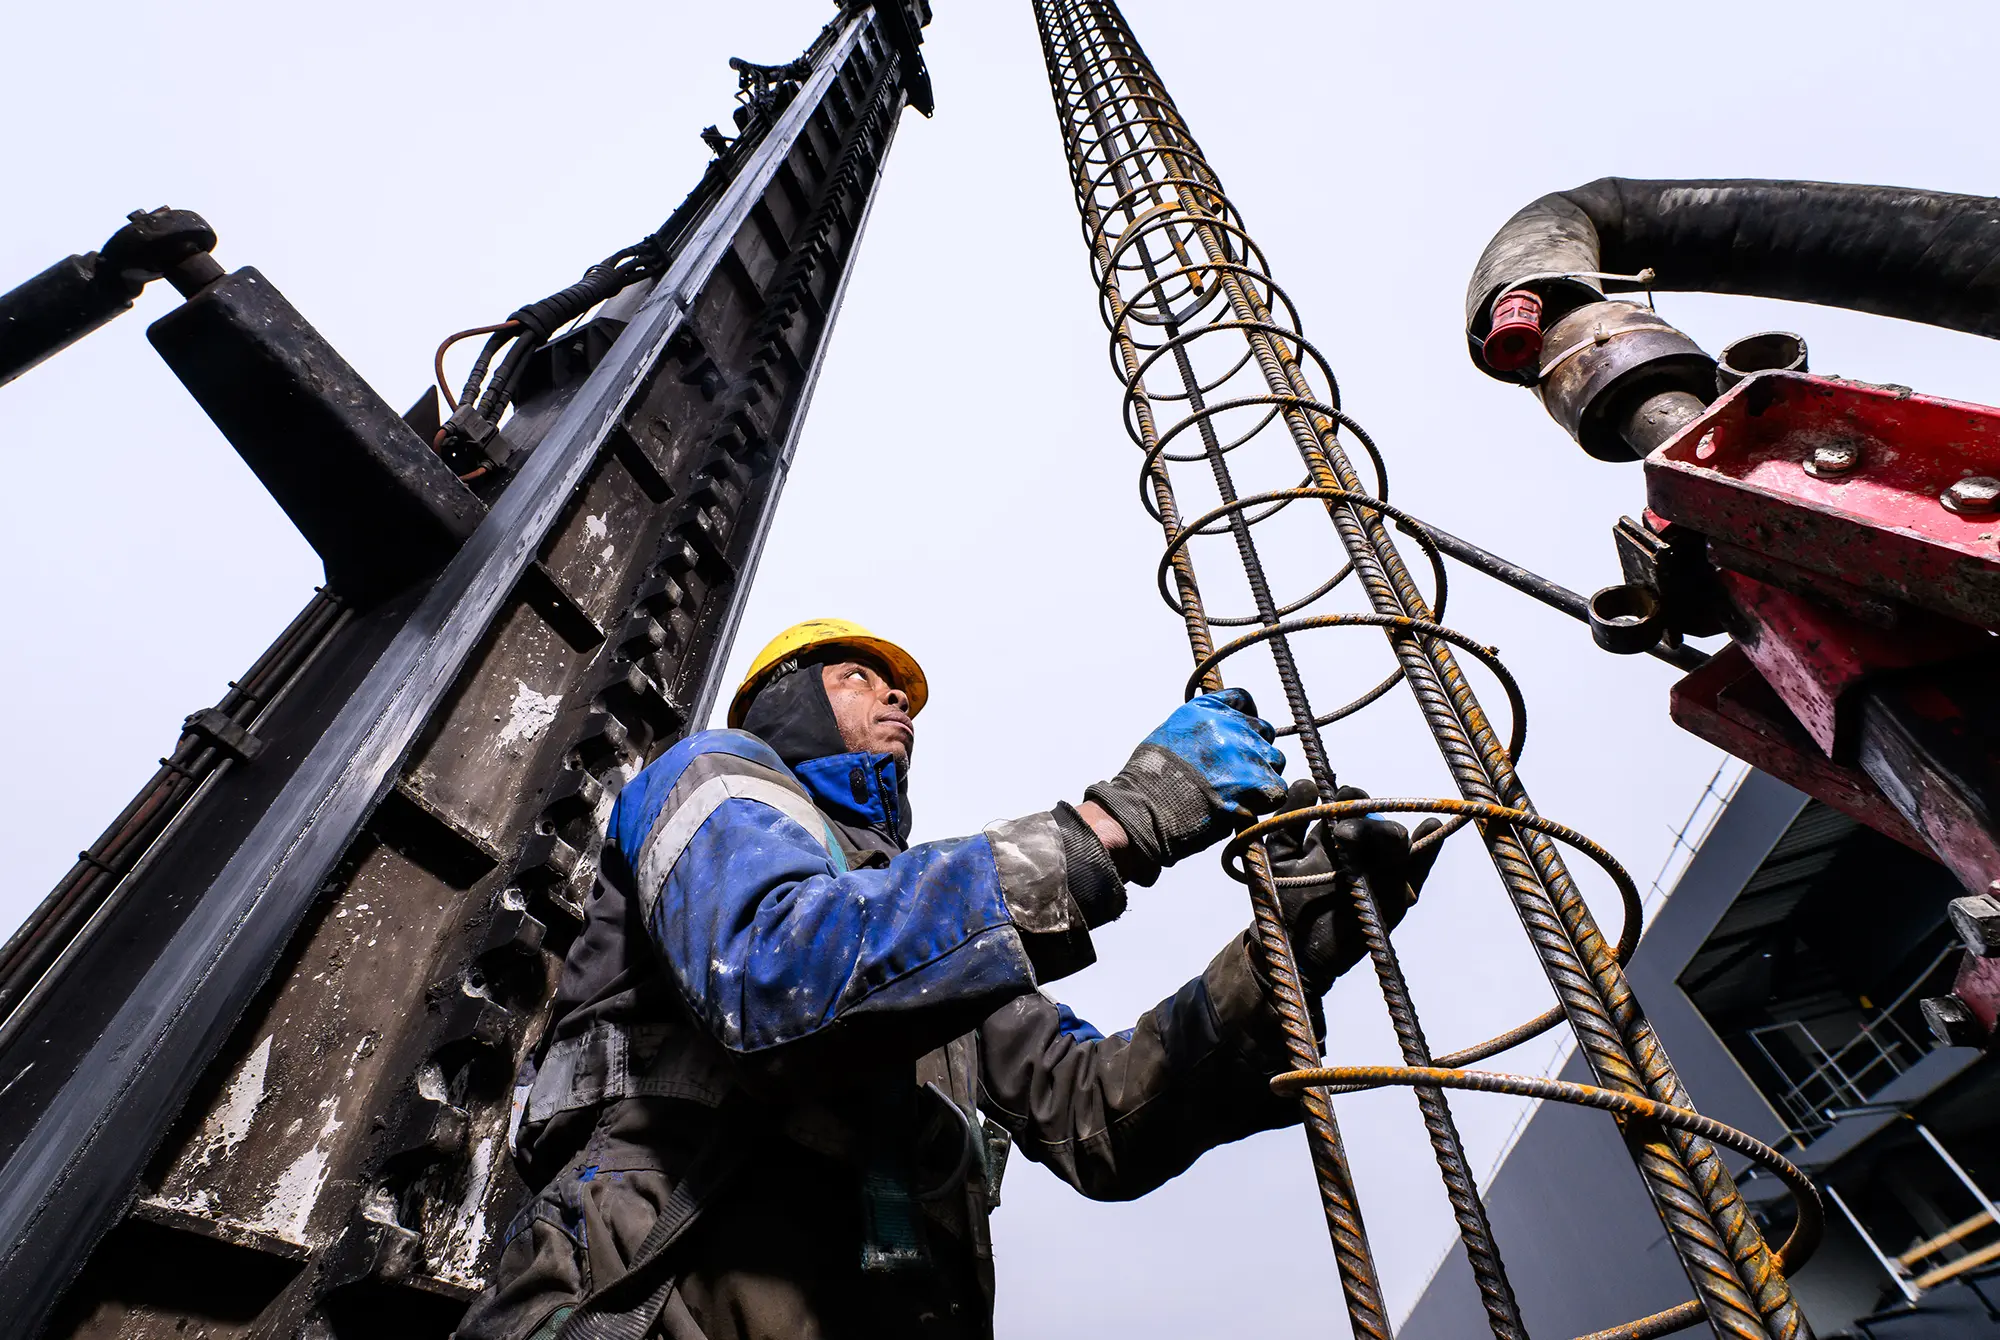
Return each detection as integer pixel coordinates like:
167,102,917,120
497,680,561,748
185,1034,272,1167
583,512,609,542
360,1184,401,1224
247,1095,343,1243
344,1031,377,1082
433,1135,499,1284
144,1188,216,1217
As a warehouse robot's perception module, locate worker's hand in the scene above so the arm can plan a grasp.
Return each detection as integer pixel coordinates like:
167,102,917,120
1082,688,1287,886
1259,780,1442,994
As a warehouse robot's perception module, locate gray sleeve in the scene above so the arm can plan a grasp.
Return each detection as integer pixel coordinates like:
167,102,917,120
974,933,1301,1201
983,807,1127,985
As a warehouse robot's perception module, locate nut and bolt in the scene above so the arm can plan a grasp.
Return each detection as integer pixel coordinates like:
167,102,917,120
1803,442,1862,478
1941,475,2000,515
1922,994,1985,1049
1948,890,2000,957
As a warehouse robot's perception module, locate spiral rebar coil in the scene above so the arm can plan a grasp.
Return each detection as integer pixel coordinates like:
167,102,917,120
1029,3,1822,1337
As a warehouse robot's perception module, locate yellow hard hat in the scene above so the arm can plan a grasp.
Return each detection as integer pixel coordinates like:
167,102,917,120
727,618,928,728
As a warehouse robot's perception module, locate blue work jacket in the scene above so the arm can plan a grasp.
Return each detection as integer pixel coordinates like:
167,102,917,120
482,727,1304,1340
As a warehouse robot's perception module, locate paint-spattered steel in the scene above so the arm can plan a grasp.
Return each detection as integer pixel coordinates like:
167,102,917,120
1648,372,2000,636
0,8,926,1337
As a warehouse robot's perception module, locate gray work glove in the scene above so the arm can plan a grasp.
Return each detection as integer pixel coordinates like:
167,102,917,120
1258,779,1441,995
1083,688,1289,887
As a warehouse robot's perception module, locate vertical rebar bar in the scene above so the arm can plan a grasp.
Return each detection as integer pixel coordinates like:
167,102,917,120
1034,4,1512,1335
1034,7,1396,1331
1029,4,1811,1337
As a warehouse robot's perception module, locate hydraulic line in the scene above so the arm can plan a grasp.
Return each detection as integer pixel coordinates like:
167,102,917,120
428,31,873,459
0,588,350,1037
1465,178,2000,374
1028,4,1819,1337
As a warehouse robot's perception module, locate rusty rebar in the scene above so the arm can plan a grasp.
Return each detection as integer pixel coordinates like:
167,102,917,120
1034,3,1512,1334
1267,1060,1823,1275
1029,3,1814,1337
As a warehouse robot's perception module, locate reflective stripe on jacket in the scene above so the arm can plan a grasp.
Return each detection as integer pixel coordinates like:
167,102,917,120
472,728,1304,1340
606,730,1097,1068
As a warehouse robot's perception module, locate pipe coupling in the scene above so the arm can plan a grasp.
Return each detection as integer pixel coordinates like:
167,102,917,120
1534,301,1715,461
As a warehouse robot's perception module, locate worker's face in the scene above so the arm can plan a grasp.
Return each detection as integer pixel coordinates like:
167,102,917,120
821,655,914,765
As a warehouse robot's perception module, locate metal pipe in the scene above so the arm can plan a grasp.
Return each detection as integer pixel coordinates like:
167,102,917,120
1621,389,1709,458
1402,519,1707,671
1916,1123,2000,1233
0,255,138,386
1825,1184,1920,1304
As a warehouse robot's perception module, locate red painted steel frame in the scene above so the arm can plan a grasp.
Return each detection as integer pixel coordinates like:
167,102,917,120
1667,644,1930,854
1647,371,2000,632
1649,370,2000,1046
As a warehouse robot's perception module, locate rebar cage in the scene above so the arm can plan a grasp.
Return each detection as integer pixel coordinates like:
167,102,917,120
1029,3,1822,1336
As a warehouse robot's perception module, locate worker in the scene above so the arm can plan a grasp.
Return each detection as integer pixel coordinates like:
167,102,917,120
458,618,1438,1340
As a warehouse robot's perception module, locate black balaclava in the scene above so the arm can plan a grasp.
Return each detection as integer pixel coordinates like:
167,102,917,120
739,651,914,848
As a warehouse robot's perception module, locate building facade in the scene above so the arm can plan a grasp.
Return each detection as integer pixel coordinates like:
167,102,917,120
1403,769,2000,1339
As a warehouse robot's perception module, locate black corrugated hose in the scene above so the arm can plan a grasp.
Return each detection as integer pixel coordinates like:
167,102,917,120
1466,178,2000,383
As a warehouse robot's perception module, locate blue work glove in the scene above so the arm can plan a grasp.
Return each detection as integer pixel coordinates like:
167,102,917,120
1083,688,1288,886
1259,780,1442,994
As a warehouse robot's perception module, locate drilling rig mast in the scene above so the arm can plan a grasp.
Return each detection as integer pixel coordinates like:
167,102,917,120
0,6,931,1336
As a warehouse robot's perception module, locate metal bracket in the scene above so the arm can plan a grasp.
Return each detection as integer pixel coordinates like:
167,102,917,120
181,708,263,764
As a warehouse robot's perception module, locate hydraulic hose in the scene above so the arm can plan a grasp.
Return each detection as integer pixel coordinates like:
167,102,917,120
1467,177,2000,378
1465,179,2000,461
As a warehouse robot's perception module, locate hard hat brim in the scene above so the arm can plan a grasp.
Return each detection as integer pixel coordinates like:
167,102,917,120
727,621,928,728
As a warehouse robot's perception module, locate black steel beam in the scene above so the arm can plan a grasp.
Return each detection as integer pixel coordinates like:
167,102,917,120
0,9,922,1335
149,269,485,605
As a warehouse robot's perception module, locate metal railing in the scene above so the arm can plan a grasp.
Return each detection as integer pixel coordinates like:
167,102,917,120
1749,945,1959,1140
1832,1122,2000,1304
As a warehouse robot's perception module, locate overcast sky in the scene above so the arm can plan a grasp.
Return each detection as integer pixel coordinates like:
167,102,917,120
5,1,2000,1333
